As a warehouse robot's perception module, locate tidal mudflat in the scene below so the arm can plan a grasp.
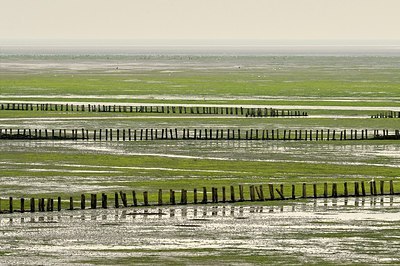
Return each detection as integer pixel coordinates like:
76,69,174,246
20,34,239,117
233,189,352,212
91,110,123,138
0,54,399,264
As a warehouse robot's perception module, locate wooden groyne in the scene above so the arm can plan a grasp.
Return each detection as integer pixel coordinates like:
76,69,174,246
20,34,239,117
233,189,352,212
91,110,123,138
0,128,399,141
0,180,397,214
0,102,307,117
371,111,400,119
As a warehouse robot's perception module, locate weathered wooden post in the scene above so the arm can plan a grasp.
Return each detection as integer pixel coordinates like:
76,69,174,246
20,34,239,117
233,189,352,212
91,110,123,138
41,198,45,212
268,184,274,200
143,191,149,206
101,193,107,208
57,196,61,211
30,198,35,212
239,185,244,201
302,183,307,198
230,185,235,202
168,189,175,205
119,192,127,207
361,181,366,196
249,185,255,202
291,184,296,199
213,187,219,203
344,182,348,197
158,189,163,205
390,180,394,195
323,183,328,198
114,192,119,208
202,187,207,204
91,194,97,209
9,197,13,213
313,183,317,198
332,183,337,197
222,186,226,203
258,185,265,201
193,188,198,204
132,191,138,206
46,198,52,212
380,180,384,195
354,182,360,197
181,189,187,205
80,194,85,209
20,198,25,213
69,197,74,210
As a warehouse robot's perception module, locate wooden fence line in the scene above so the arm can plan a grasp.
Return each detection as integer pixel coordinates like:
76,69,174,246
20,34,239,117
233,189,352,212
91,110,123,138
0,102,307,117
0,128,399,141
0,180,398,214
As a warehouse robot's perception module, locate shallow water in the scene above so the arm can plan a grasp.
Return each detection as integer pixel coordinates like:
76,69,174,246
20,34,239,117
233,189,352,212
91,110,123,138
1,196,400,265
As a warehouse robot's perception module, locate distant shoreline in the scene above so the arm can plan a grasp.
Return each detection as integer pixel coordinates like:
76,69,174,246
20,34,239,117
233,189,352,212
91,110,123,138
1,44,400,56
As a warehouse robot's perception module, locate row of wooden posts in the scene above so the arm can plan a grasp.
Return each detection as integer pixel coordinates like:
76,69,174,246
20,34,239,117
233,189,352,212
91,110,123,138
0,180,396,214
0,103,307,117
1,128,398,141
371,111,400,119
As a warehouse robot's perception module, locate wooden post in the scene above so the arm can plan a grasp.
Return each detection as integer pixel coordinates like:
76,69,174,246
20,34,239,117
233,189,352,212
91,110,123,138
69,197,74,210
373,181,377,196
344,182,348,197
143,191,149,206
30,198,35,212
40,198,45,212
114,192,119,208
40,198,45,211
222,186,226,203
212,187,218,203
361,181,366,196
9,197,13,213
120,191,127,207
390,180,394,195
323,183,328,198
332,183,337,197
181,189,187,205
57,196,61,211
249,185,255,202
101,193,107,208
132,191,138,207
170,189,176,205
91,194,97,209
239,185,244,201
46,198,52,212
268,184,274,200
380,180,384,195
291,184,295,199
259,185,265,201
193,188,198,204
302,183,307,198
230,185,235,202
158,189,163,205
20,198,25,213
313,183,317,198
354,182,360,197
81,194,85,209
202,187,207,204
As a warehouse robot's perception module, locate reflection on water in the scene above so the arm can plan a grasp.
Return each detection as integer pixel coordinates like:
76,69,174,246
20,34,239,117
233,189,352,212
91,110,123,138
1,196,400,265
2,195,399,225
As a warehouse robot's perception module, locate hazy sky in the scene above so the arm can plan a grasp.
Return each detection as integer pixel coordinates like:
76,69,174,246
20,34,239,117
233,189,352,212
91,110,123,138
1,0,400,44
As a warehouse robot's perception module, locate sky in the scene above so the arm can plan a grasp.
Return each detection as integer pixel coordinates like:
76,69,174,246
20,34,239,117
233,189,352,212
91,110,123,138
1,0,400,45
